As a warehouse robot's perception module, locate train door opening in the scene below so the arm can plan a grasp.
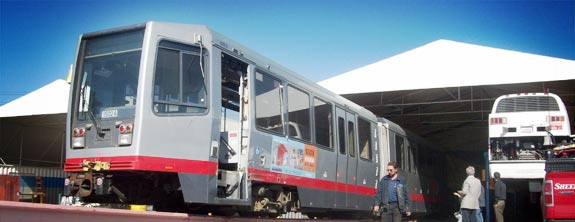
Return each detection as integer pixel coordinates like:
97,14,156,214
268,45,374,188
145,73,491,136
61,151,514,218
218,53,249,200
346,112,358,208
335,107,348,207
379,124,390,179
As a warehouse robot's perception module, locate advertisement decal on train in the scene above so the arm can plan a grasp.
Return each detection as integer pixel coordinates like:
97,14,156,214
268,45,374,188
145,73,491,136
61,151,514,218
270,136,317,178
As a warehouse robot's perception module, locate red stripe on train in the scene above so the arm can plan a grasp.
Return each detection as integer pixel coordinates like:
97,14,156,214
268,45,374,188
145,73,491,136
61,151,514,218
410,194,441,203
248,168,376,196
248,168,440,202
65,156,218,175
65,157,438,203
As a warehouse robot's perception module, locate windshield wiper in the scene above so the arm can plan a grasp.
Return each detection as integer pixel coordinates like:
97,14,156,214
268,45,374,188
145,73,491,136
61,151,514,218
87,108,105,138
81,86,105,138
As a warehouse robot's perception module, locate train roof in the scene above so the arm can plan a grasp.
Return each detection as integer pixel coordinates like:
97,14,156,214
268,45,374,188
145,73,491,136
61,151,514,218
378,117,438,149
377,117,406,136
198,22,377,119
85,21,377,120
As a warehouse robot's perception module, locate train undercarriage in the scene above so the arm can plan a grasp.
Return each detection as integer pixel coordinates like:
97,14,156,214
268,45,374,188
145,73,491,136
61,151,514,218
62,170,301,217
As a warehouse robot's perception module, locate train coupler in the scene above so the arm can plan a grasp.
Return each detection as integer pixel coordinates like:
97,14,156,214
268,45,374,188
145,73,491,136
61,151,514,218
81,160,110,171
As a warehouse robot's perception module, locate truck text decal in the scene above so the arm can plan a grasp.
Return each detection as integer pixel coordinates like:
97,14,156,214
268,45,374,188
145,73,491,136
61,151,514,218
554,183,575,190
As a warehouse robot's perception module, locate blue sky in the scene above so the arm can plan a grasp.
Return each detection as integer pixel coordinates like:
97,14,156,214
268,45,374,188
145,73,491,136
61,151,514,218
1,0,574,105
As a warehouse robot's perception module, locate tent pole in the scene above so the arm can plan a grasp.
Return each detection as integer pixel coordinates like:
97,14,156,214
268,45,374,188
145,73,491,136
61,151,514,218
19,132,23,165
60,132,65,167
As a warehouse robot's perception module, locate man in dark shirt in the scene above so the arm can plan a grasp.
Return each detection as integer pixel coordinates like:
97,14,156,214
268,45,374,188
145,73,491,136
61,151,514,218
374,162,411,222
493,172,506,222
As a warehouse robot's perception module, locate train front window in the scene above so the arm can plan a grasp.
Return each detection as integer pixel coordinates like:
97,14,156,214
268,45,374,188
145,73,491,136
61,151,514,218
75,29,144,120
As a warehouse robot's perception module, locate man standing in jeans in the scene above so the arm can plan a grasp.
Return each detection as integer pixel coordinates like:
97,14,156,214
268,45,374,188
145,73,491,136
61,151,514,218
373,161,411,222
493,172,506,222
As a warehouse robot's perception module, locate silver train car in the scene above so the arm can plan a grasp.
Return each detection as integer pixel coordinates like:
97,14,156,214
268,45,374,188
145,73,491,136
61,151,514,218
62,21,444,218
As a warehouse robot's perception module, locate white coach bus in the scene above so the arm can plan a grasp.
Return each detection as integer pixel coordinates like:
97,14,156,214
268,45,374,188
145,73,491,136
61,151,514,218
488,92,571,179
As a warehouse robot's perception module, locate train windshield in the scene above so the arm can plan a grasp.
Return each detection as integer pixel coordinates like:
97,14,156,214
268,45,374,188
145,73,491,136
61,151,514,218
75,29,144,120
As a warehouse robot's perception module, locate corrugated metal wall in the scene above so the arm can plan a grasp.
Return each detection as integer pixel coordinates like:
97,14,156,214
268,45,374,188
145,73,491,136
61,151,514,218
0,175,19,201
0,166,68,204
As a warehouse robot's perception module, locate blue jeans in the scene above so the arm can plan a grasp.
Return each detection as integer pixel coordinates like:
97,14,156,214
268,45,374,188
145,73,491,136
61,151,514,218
476,208,484,222
461,208,477,222
380,202,402,222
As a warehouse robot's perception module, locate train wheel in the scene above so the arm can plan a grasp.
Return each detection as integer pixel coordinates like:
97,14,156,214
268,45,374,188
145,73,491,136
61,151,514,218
214,210,237,217
237,211,267,218
267,213,281,218
306,212,329,219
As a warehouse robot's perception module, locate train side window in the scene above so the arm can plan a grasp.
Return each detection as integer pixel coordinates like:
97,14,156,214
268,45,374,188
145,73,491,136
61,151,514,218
407,144,412,173
410,142,418,173
153,40,207,114
415,143,419,173
254,71,284,135
313,98,333,149
405,142,411,172
286,85,311,142
358,117,372,161
338,117,346,155
395,134,404,169
348,120,356,157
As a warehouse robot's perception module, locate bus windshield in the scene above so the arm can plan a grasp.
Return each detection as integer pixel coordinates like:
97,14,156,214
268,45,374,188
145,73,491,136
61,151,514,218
75,29,144,121
495,96,560,113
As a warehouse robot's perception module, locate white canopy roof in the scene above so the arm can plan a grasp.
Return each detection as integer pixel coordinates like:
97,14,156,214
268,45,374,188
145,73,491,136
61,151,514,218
0,79,69,118
319,39,575,94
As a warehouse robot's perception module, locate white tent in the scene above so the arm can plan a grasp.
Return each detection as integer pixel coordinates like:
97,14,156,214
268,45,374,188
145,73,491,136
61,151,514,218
0,79,69,118
317,39,575,154
0,79,69,167
319,39,575,94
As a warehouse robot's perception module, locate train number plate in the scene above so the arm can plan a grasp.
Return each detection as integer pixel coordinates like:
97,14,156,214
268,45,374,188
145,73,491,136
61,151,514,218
101,109,118,118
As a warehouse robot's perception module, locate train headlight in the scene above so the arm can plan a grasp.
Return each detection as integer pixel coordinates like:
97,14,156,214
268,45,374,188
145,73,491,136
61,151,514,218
119,133,132,146
72,137,85,148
